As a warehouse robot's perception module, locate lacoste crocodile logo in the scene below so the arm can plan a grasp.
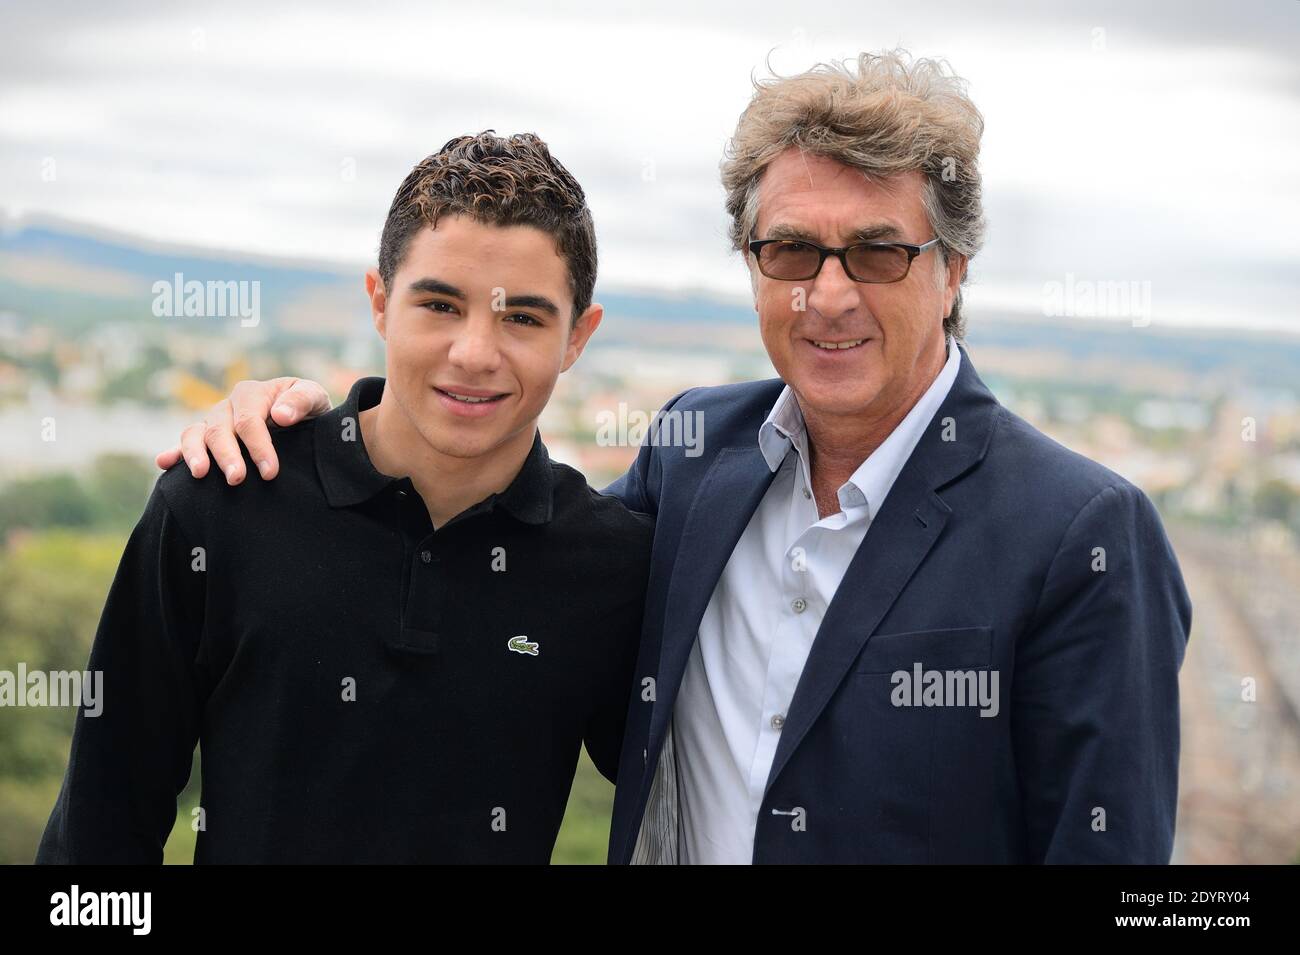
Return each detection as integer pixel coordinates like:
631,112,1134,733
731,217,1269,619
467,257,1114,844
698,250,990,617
507,635,539,656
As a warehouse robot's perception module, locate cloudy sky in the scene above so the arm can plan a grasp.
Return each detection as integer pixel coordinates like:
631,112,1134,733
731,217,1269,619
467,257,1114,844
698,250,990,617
2,0,1297,330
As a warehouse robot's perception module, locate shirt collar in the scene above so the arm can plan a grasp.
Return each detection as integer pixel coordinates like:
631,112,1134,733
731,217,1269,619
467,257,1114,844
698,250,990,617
757,335,962,516
492,429,555,525
757,384,805,471
314,376,554,524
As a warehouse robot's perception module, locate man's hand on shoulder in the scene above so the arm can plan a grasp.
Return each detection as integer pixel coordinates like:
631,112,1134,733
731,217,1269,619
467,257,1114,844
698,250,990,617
154,377,333,484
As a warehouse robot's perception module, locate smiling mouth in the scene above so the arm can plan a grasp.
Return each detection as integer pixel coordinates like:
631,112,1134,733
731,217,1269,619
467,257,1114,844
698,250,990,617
434,386,508,404
808,337,869,350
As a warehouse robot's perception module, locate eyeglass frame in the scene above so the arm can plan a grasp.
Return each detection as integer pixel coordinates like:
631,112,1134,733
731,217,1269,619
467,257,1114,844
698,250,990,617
746,235,943,283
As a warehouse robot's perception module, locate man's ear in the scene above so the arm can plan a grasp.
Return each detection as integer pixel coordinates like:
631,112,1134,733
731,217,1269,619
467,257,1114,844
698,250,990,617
941,250,967,320
745,256,760,311
560,302,604,373
365,268,388,340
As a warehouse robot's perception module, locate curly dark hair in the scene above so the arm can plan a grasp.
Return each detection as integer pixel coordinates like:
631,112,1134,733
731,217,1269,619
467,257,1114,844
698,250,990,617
378,130,597,322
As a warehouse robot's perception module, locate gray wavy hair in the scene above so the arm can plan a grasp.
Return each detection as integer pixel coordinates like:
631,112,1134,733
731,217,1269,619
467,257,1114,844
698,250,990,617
721,49,986,339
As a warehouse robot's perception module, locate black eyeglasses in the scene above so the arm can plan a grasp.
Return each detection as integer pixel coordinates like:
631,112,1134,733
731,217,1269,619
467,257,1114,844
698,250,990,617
747,236,942,283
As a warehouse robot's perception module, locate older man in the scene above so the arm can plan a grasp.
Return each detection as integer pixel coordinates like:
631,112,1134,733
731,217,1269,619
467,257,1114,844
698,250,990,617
160,51,1191,864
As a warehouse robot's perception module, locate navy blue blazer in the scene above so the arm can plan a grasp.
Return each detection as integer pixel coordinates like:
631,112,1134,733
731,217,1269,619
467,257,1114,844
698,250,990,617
602,342,1192,864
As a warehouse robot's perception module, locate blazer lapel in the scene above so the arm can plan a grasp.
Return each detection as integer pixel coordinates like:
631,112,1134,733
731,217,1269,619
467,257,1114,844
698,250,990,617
647,444,778,753
763,470,949,793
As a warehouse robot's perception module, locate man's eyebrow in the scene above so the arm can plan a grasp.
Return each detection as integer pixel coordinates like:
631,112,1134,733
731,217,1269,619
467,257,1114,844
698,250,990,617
405,279,559,317
765,223,818,242
848,223,906,242
764,222,907,243
407,277,465,299
501,294,560,318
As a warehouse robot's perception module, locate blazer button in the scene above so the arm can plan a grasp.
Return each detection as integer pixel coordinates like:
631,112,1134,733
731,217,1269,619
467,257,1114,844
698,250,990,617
420,550,432,563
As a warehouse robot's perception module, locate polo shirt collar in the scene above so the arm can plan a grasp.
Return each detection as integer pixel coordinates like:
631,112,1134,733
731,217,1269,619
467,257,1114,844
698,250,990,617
492,429,555,525
314,376,391,508
314,375,554,524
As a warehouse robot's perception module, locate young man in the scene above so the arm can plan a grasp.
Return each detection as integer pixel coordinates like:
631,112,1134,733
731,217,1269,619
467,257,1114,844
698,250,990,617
37,131,652,863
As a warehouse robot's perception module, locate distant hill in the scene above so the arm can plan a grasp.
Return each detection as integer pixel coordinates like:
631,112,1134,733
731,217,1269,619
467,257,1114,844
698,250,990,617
0,216,361,337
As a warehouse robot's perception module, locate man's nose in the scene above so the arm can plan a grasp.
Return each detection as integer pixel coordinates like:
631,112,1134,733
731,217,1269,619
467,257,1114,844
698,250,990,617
447,313,503,374
805,254,862,318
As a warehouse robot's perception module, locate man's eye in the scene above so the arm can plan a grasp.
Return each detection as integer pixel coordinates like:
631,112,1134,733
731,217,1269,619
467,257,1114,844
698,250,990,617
422,301,456,313
505,313,541,326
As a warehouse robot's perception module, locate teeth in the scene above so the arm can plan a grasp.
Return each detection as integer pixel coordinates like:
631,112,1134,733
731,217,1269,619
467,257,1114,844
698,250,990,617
811,338,866,350
444,391,497,403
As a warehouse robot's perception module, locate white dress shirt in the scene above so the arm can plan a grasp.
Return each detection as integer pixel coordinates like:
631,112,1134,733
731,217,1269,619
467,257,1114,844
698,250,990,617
672,337,961,864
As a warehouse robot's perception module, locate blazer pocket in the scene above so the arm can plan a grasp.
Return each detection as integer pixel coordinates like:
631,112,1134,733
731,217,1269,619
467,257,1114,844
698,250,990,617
855,626,993,674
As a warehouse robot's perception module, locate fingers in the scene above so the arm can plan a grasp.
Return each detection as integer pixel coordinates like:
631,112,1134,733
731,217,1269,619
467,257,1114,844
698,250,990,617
155,446,183,471
270,378,332,427
159,377,332,484
228,379,283,481
202,398,249,485
178,424,212,478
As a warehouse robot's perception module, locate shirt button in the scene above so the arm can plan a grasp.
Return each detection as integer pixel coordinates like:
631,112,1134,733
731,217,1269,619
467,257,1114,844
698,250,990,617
802,487,811,499
420,550,432,563
791,597,807,613
771,714,785,730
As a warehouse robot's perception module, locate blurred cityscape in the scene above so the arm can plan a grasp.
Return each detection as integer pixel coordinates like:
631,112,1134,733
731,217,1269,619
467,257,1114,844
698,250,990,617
1,216,1298,863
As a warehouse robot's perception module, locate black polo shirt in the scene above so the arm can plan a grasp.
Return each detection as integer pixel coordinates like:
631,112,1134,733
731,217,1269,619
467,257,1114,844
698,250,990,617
36,376,652,864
